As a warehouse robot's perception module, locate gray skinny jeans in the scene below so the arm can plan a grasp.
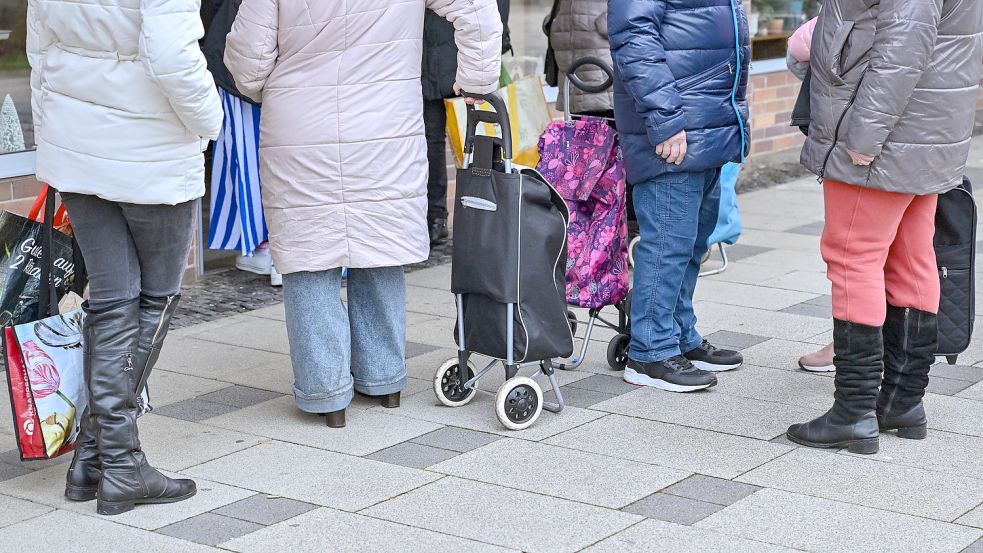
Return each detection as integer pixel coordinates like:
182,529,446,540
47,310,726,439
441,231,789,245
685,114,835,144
60,193,197,310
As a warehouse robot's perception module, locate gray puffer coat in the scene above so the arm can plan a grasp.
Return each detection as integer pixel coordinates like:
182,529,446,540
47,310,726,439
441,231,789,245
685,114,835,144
550,0,614,114
800,0,983,195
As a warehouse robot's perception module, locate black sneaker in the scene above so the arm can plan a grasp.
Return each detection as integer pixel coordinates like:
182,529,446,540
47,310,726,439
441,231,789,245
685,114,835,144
429,218,449,246
684,340,743,372
624,356,717,392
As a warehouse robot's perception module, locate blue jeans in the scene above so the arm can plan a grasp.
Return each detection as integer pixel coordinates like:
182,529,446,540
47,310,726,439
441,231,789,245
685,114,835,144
283,267,408,413
629,168,722,363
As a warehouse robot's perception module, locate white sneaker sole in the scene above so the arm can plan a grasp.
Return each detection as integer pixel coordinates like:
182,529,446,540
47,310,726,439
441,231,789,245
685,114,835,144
624,367,715,393
236,261,272,276
799,362,835,373
690,360,742,373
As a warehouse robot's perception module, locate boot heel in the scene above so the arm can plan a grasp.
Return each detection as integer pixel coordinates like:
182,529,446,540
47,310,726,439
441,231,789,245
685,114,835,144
847,438,879,455
97,499,135,516
324,409,346,428
896,425,928,440
380,392,400,409
65,484,97,502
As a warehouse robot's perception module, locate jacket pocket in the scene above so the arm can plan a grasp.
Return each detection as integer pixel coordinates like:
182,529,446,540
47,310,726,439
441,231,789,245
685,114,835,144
828,22,856,84
676,60,732,92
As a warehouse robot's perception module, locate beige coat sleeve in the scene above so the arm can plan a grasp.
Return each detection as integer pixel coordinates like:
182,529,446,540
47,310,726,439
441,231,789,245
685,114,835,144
140,0,224,140
225,0,279,104
427,0,503,95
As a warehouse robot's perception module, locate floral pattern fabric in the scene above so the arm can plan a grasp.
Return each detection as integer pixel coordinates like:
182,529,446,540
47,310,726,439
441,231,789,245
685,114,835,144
537,117,629,309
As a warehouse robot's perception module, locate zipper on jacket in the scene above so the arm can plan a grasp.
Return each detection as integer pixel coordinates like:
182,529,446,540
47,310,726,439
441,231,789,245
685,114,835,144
135,295,175,394
943,267,949,279
676,60,734,92
124,353,134,372
728,0,747,162
818,67,870,182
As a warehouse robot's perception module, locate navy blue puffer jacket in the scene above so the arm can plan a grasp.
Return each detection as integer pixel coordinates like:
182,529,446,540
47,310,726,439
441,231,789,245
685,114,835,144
609,0,750,184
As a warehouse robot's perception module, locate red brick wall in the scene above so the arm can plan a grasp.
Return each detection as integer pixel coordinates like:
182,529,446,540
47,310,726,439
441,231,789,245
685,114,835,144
749,70,806,156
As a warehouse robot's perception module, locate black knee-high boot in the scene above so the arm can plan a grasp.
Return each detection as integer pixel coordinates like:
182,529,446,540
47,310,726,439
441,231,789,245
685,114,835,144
878,305,936,439
787,319,882,454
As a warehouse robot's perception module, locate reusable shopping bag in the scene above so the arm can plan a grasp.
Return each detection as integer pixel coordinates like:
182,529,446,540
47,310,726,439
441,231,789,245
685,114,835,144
446,75,552,168
0,185,84,328
536,116,629,309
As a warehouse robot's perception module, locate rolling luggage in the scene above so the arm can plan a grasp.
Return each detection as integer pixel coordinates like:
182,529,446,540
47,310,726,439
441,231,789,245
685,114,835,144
935,177,976,364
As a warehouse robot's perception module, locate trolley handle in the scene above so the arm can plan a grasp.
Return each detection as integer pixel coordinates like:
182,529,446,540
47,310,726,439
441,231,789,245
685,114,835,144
463,92,513,162
566,57,615,94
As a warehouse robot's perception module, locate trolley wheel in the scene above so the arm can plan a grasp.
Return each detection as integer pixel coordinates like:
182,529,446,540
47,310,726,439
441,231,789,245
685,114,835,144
495,377,544,431
567,310,579,335
434,358,477,408
628,235,641,268
607,334,631,371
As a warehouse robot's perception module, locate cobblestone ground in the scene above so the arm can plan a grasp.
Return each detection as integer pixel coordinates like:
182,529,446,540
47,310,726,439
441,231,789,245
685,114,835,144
4,141,983,552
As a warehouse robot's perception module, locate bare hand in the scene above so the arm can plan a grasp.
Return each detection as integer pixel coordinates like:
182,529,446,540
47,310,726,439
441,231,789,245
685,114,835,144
656,130,687,165
848,150,875,166
454,83,484,106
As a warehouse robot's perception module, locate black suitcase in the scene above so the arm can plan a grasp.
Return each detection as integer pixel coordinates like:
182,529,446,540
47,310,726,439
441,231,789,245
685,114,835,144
935,177,976,364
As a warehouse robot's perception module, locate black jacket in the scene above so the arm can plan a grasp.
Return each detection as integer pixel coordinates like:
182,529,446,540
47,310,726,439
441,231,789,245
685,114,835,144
202,0,257,104
422,0,511,102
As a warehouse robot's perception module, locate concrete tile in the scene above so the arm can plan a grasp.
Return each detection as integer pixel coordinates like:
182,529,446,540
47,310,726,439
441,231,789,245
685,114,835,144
926,394,983,438
956,381,983,402
410,427,502,453
137,413,266,471
389,388,606,441
780,301,833,319
146,370,231,408
0,494,51,528
787,221,826,236
204,396,441,456
190,317,291,355
213,494,317,526
805,294,833,307
805,328,835,345
737,250,828,273
0,465,253,530
622,492,723,525
853,431,983,482
208,358,295,395
591,387,824,440
738,228,821,253
0,510,223,552
565,374,638,395
704,330,770,350
737,448,983,521
545,415,792,479
366,442,460,469
221,507,514,553
363,477,640,553
155,337,286,380
196,386,283,409
544,386,616,408
719,244,774,262
714,365,836,411
0,448,68,471
0,463,33,483
185,441,438,511
760,270,832,295
741,339,832,371
701,262,794,287
157,512,263,547
153,397,240,423
404,314,456,348
245,303,286,321
662,475,762,507
962,538,983,553
693,301,833,341
583,519,796,553
406,341,440,359
697,488,982,553
932,364,983,383
926,376,974,396
404,264,452,291
432,438,689,509
694,280,818,311
405,286,458,318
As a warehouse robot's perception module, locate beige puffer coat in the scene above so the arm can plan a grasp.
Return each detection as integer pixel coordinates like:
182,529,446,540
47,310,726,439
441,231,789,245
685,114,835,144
801,0,983,195
551,0,614,114
225,0,502,273
28,0,223,205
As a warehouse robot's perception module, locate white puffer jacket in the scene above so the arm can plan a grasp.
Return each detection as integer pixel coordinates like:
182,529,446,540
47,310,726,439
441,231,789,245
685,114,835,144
27,0,224,205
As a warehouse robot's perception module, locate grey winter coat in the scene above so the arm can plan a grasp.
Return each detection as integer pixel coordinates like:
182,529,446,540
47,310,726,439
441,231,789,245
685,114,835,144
801,0,983,195
550,0,614,114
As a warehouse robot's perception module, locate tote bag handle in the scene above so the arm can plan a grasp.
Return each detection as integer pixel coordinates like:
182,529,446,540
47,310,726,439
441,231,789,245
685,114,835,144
37,186,59,318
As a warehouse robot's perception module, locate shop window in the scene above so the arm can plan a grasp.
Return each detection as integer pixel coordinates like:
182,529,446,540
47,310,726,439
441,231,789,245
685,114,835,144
746,0,822,61
0,2,30,153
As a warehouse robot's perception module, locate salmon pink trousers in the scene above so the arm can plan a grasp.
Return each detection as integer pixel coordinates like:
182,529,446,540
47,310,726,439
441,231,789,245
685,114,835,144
821,179,940,327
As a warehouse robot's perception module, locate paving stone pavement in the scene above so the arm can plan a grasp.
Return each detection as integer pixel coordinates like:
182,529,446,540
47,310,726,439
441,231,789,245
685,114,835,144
4,144,983,551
